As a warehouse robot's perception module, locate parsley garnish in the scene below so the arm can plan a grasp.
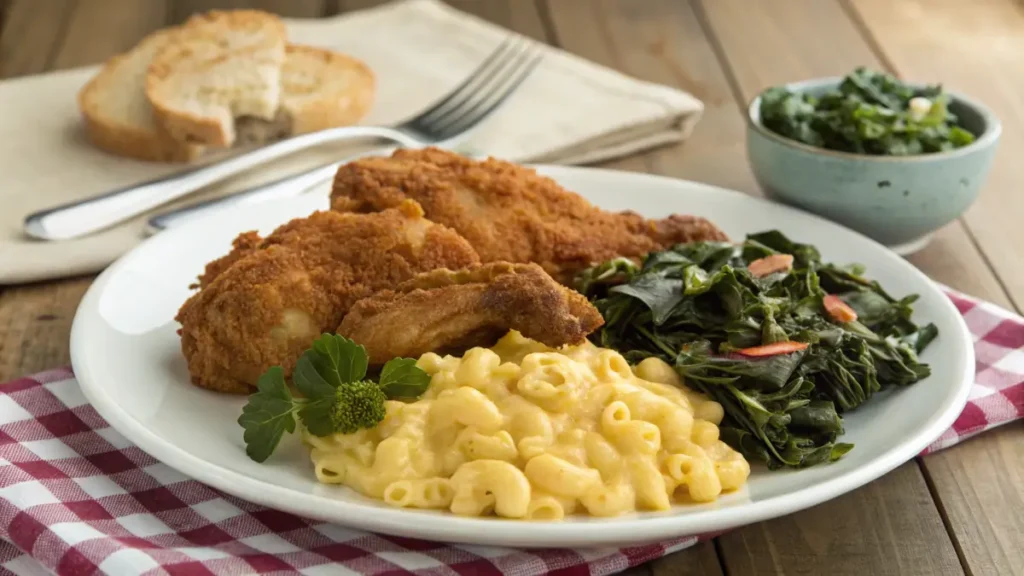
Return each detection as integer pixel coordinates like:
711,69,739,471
238,334,431,462
378,358,433,399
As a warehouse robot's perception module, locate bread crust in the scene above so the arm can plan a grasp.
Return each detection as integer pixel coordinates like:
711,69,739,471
79,112,204,162
145,10,288,147
78,10,375,163
77,28,205,162
281,44,376,135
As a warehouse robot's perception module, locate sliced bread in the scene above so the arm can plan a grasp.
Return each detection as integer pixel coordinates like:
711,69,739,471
145,10,288,147
78,28,204,162
79,12,375,163
278,44,375,136
233,45,376,144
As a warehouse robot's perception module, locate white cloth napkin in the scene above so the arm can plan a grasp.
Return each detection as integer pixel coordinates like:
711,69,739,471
0,0,704,284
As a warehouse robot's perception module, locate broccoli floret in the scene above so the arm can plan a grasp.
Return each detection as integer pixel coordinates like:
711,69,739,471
332,380,387,434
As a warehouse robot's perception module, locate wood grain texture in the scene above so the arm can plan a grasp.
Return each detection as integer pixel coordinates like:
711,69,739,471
336,0,549,41
0,0,169,382
545,0,756,193
0,2,1016,574
538,6,722,571
720,463,962,576
332,0,391,12
171,0,326,22
919,423,1024,575
541,0,747,571
696,0,1007,309
50,0,169,71
0,0,102,383
650,539,724,576
446,0,547,41
907,224,1013,309
0,0,335,381
0,0,72,77
695,0,968,573
846,2,1024,572
848,0,1024,313
0,278,93,382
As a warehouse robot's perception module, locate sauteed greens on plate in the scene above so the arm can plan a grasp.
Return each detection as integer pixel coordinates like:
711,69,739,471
576,231,938,469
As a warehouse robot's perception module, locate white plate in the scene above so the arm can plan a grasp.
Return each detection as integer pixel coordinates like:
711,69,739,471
71,166,973,548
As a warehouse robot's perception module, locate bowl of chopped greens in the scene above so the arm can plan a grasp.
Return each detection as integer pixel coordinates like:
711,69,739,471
747,67,1000,255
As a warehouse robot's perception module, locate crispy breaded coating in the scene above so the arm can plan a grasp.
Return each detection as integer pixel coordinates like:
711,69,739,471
176,200,480,394
330,148,729,284
337,262,604,365
192,230,263,289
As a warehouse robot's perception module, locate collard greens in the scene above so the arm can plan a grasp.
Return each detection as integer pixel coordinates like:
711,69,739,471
575,231,938,469
760,67,975,155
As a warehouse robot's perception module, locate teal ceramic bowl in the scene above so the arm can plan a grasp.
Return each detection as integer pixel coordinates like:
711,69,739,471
747,77,1001,254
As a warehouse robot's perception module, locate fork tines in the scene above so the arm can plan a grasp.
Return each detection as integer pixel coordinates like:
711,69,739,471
407,38,543,142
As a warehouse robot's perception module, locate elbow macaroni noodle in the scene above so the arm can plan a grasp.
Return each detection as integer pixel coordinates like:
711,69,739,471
303,331,750,520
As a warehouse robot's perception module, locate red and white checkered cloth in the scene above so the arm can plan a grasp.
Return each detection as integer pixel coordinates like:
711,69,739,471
0,288,1020,576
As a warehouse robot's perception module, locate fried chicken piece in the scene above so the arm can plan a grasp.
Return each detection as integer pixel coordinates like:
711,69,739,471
176,200,480,394
330,148,729,284
192,230,263,289
337,262,604,365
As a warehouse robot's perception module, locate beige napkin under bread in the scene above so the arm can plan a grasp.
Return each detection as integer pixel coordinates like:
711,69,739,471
0,0,703,285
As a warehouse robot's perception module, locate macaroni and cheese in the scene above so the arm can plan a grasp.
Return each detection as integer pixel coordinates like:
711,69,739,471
302,331,750,519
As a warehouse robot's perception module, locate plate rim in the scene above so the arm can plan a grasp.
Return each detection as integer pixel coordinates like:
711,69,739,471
70,165,975,547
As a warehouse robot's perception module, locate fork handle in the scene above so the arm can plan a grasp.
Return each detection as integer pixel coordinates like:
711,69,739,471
146,161,343,233
23,126,415,241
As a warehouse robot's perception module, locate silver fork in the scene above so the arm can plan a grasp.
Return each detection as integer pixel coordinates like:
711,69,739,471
25,39,542,241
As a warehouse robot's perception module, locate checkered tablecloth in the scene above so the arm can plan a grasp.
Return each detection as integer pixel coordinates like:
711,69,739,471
0,288,1020,575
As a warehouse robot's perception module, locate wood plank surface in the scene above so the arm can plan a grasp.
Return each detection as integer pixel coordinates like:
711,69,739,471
50,0,169,71
693,0,969,573
697,0,1010,309
540,0,767,570
0,0,134,382
171,0,326,22
849,0,1024,313
0,1,715,574
0,278,92,381
917,423,1024,575
0,0,72,78
0,0,327,381
651,540,724,576
545,0,756,192
0,0,1019,574
720,465,962,576
846,1,1024,573
460,2,718,571
446,0,549,41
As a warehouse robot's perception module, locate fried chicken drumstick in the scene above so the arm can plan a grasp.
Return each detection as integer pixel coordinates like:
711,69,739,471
177,200,480,394
330,148,729,284
337,262,604,365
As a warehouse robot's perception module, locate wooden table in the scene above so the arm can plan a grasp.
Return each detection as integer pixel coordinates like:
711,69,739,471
2,1,1022,574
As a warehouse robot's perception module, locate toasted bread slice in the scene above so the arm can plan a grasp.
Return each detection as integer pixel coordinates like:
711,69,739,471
80,13,374,162
78,28,204,162
145,10,288,147
279,44,375,135
79,42,374,162
233,44,376,144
